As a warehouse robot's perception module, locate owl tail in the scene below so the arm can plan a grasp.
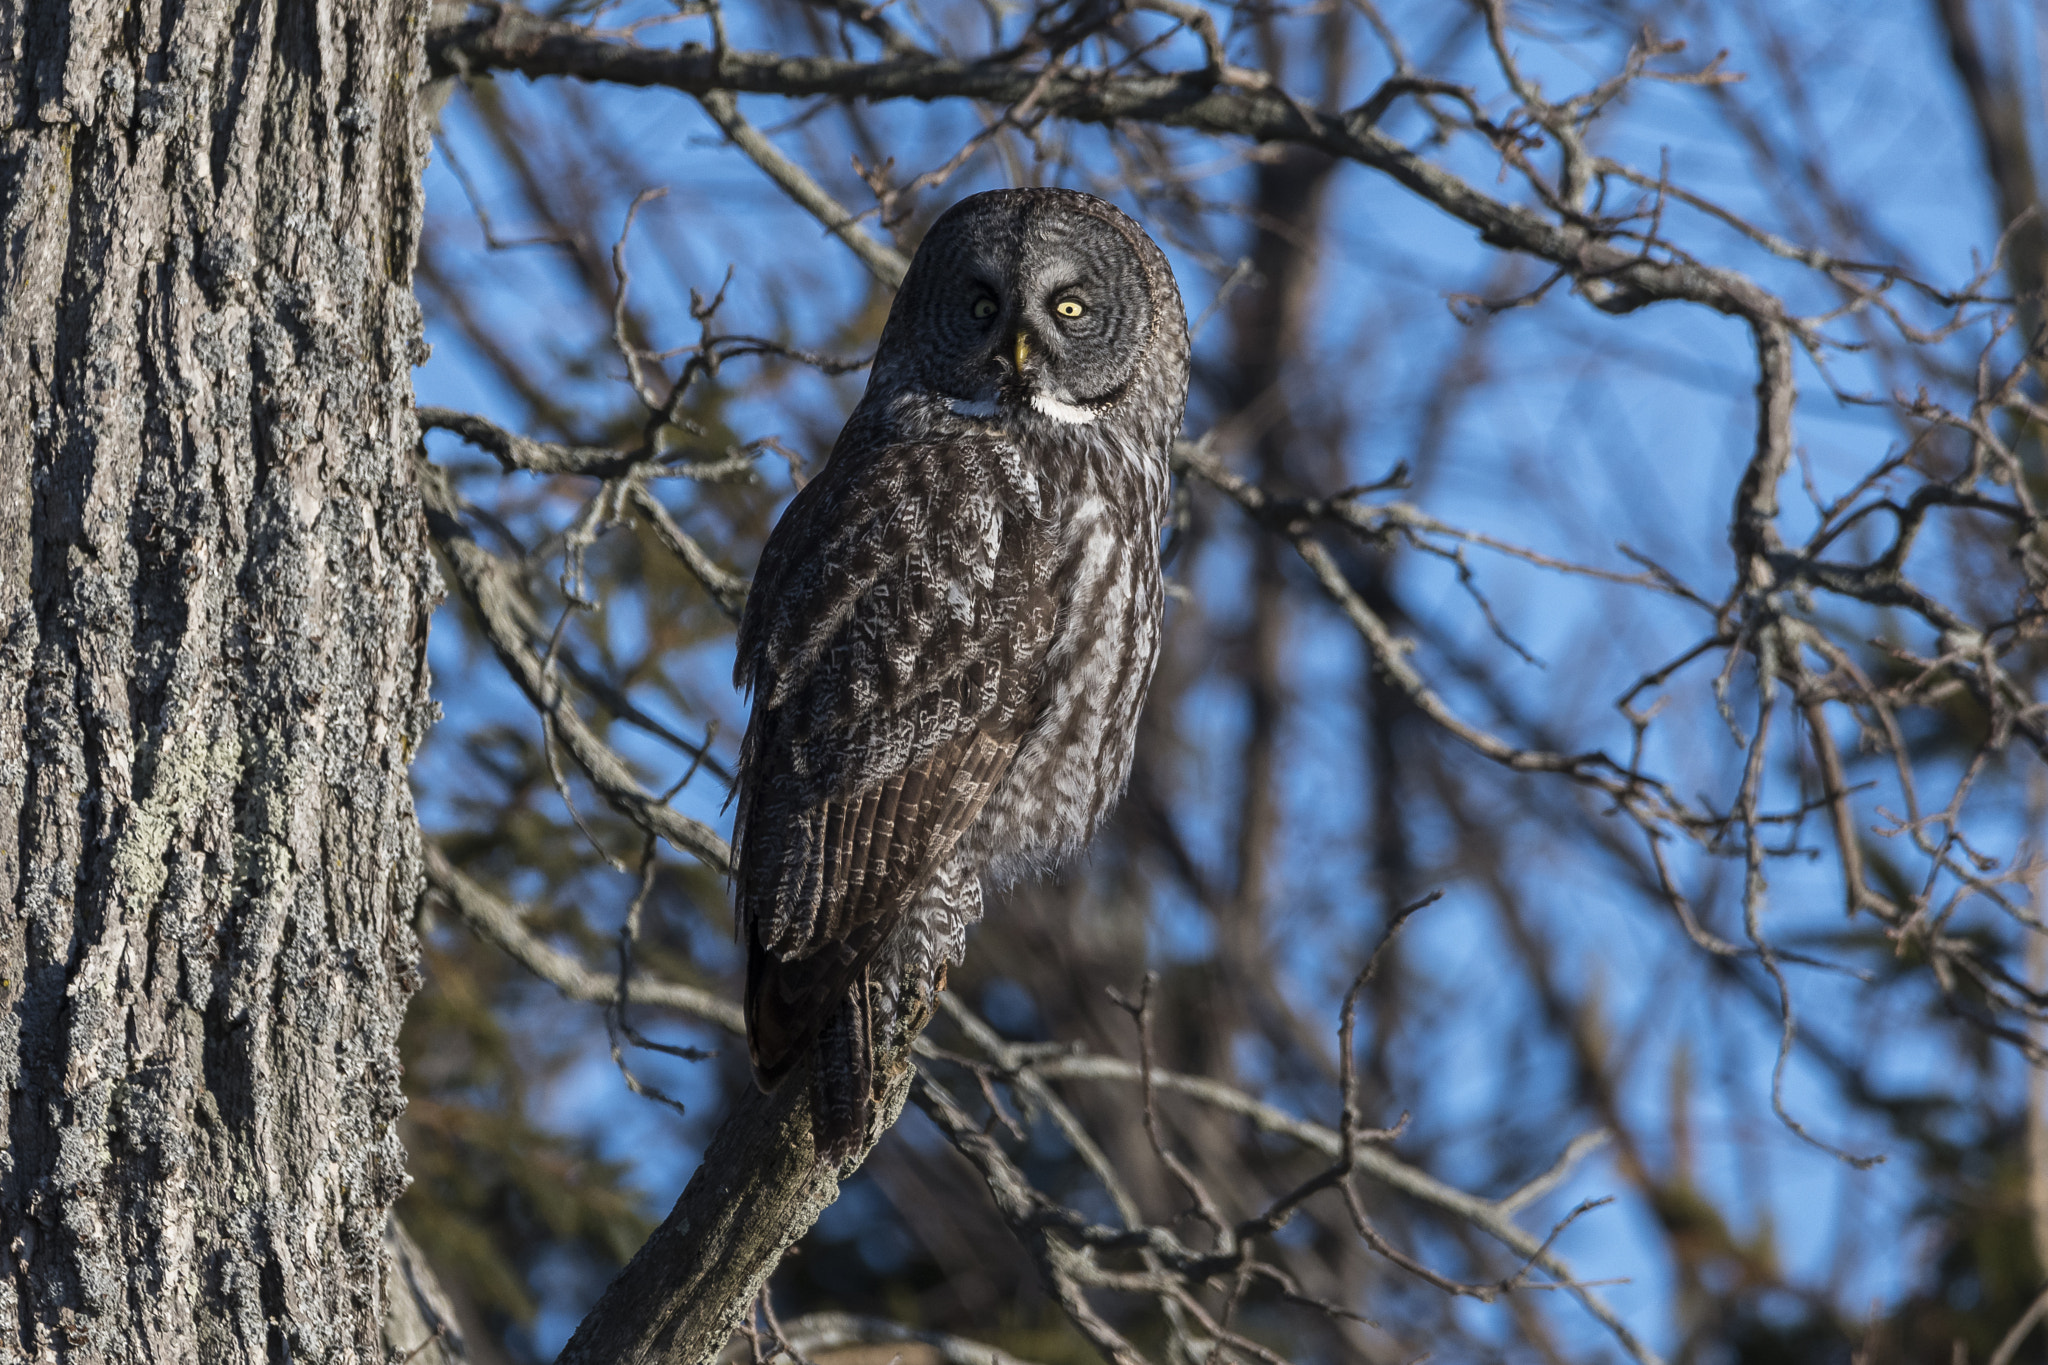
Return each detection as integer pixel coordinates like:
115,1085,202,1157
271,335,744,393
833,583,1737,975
811,975,874,1165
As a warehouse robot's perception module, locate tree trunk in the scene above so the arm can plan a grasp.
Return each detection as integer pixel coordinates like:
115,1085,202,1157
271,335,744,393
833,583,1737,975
0,0,434,1356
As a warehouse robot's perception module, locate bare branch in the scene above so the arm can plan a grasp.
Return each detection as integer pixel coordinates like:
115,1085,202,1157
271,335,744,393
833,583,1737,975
694,87,911,288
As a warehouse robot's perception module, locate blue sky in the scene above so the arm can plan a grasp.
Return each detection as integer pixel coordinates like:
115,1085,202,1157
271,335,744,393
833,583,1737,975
412,1,2044,1356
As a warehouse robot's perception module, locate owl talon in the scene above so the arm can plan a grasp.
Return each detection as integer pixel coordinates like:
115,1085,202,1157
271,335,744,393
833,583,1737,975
902,969,945,1035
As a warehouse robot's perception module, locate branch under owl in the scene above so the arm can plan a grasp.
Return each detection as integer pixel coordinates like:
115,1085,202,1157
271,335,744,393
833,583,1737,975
424,838,1654,1363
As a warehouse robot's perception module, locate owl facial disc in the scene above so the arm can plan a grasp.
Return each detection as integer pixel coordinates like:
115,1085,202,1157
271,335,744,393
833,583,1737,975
876,189,1166,434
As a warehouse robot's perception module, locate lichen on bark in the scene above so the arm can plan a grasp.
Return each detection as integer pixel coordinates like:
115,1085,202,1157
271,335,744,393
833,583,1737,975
0,0,438,1357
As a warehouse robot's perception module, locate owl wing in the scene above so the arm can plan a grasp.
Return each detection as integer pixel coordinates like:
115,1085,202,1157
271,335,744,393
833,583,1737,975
732,433,1057,1084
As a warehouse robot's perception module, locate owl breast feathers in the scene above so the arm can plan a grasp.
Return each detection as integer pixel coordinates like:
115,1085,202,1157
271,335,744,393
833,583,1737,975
732,187,1190,1161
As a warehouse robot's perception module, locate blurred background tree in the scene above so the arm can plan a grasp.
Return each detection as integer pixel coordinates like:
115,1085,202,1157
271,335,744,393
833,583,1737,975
401,1,2048,1361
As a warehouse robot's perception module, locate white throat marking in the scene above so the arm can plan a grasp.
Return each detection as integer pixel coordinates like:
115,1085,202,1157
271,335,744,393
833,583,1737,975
949,392,1103,425
1029,392,1101,425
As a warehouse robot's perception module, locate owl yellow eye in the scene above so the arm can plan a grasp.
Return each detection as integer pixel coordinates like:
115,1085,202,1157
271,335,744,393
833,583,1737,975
971,297,998,319
1055,298,1085,319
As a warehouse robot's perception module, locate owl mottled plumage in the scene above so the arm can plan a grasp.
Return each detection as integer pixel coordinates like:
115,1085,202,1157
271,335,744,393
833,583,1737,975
733,188,1190,1159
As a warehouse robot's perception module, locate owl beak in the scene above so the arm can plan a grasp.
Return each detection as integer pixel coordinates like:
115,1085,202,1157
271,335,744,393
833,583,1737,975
1012,330,1031,375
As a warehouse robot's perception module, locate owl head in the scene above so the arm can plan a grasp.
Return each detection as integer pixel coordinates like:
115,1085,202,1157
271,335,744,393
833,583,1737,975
866,188,1189,449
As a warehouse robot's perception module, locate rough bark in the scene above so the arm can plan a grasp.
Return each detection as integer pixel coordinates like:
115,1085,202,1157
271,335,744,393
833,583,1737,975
0,0,435,1356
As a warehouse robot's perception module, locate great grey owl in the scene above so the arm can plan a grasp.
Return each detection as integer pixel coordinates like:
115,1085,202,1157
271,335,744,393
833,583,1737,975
733,188,1190,1159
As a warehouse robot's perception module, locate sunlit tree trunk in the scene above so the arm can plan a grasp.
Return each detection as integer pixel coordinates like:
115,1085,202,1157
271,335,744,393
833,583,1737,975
0,0,439,1357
